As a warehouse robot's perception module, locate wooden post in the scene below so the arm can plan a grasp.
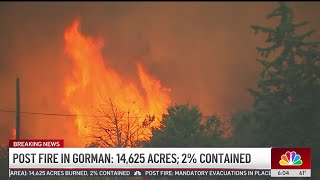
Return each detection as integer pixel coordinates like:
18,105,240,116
16,78,20,140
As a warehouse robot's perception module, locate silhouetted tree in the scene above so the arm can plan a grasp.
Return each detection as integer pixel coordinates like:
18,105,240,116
145,104,225,147
231,2,320,177
229,110,261,147
249,2,320,148
86,98,155,148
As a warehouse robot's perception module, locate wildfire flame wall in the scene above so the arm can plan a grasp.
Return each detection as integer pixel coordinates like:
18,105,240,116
63,19,171,145
0,3,319,146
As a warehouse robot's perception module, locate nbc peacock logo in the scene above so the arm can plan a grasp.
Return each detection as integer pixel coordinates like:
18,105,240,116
279,151,303,166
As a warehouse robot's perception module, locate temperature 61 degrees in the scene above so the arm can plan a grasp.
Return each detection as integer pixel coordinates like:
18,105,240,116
296,170,311,177
299,170,306,175
181,153,197,163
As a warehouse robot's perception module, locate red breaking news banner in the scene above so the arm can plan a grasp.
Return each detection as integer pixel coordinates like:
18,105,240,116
9,139,64,148
271,148,311,169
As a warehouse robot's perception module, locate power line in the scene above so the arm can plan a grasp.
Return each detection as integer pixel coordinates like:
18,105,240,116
0,109,232,118
0,109,78,117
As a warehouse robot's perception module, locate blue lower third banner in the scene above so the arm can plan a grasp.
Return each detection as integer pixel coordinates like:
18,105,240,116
9,169,271,177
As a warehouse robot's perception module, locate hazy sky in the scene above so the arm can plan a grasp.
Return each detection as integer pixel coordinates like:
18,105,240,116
1,2,319,145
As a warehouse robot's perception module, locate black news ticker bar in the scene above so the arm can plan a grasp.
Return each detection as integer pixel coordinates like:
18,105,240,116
9,169,271,177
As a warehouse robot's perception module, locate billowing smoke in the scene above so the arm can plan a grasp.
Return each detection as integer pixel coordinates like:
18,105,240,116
1,2,320,146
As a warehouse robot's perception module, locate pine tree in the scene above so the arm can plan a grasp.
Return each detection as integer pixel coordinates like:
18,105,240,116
249,2,320,148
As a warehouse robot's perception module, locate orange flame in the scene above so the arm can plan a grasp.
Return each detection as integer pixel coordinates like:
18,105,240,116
11,128,16,139
63,19,171,146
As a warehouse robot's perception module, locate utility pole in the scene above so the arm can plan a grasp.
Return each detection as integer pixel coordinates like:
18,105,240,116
16,78,20,140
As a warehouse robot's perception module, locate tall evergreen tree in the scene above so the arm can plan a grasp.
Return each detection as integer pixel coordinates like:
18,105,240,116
249,2,320,177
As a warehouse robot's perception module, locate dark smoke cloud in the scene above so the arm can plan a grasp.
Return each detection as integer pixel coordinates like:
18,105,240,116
1,2,320,145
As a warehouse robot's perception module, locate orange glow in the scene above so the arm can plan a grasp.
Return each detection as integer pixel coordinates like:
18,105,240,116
63,19,171,146
11,128,16,139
